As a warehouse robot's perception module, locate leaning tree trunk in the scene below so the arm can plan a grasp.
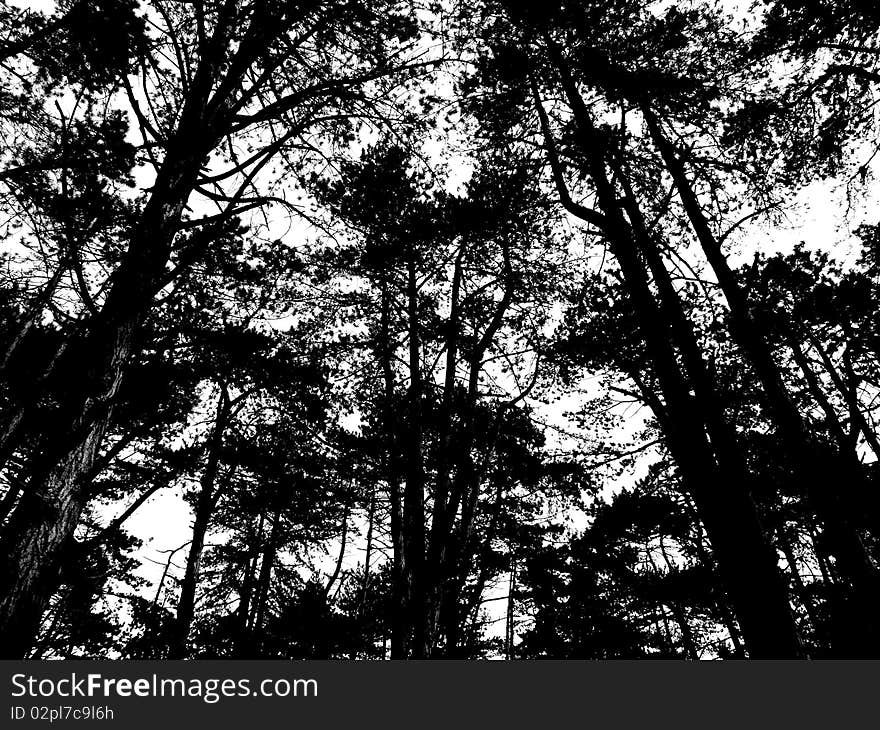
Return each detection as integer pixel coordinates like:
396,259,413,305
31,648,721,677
251,504,283,653
0,0,283,655
0,301,145,657
535,40,804,656
0,136,209,657
643,106,880,653
169,388,230,659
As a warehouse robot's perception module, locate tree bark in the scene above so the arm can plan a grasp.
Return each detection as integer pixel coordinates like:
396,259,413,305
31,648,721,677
0,2,296,656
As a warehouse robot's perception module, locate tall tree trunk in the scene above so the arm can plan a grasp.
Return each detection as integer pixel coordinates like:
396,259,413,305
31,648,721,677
788,334,850,452
0,135,214,657
235,513,264,657
251,504,283,653
377,280,407,658
359,485,376,622
169,387,230,659
426,243,465,647
535,41,804,657
402,254,426,658
0,2,277,655
0,312,142,657
432,242,515,656
643,106,880,651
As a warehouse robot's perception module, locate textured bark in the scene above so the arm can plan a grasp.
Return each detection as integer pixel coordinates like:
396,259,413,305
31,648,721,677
0,310,139,657
0,2,300,656
0,122,217,658
0,471,25,529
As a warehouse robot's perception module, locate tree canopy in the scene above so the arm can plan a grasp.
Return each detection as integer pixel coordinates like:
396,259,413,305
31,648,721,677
1,0,880,659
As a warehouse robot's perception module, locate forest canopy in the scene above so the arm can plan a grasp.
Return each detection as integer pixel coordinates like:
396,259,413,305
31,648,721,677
1,0,880,659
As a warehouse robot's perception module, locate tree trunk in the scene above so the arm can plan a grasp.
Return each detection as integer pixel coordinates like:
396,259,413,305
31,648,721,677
251,504,282,652
402,254,427,658
169,387,230,659
359,486,376,622
431,243,515,656
788,334,850,452
0,4,262,655
426,244,465,648
377,280,407,658
235,514,264,656
643,106,880,650
807,329,880,460
537,39,804,657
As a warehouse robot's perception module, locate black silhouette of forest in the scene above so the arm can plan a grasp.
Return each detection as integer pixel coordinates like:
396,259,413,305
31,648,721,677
1,0,879,659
